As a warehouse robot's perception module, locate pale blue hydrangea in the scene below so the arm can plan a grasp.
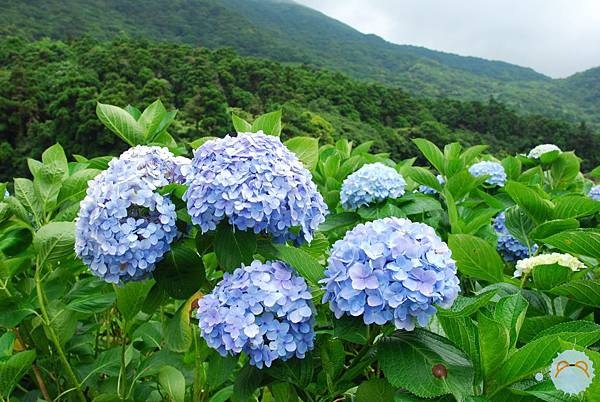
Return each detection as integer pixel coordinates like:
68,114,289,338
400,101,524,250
588,185,600,201
527,144,561,159
493,212,537,262
417,175,445,195
321,217,460,330
340,162,406,210
183,132,327,243
468,161,507,187
75,146,186,283
197,260,316,368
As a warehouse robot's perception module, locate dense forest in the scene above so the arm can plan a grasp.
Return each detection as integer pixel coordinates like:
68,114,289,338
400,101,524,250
1,36,599,180
2,0,600,124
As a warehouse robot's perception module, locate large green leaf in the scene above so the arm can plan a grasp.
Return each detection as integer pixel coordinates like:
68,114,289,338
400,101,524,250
504,181,553,223
165,293,199,352
408,167,443,192
504,206,535,247
96,102,145,145
285,136,319,170
207,354,238,391
231,113,252,133
412,139,445,175
478,312,509,382
251,110,282,136
549,279,600,307
532,264,572,291
57,168,100,205
158,366,185,402
214,224,256,272
268,243,324,287
356,378,396,402
448,234,504,282
542,229,600,259
0,350,36,397
446,170,488,200
153,242,206,299
550,152,580,186
33,221,75,265
14,178,43,225
437,290,497,318
379,329,474,399
493,293,528,348
529,219,579,240
114,280,154,323
553,195,600,219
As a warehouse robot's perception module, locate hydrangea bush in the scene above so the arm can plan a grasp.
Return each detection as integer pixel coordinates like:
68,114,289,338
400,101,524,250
3,101,600,402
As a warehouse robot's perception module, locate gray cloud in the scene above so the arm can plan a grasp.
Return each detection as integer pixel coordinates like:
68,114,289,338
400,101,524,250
295,0,600,78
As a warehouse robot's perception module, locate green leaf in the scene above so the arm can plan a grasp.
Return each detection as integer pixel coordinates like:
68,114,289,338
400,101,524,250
207,354,238,391
153,242,206,299
504,181,553,224
270,383,299,402
379,329,474,399
165,293,199,352
333,315,368,345
358,203,406,220
549,279,600,307
437,316,481,384
542,229,600,259
251,110,282,136
532,264,572,291
318,212,360,232
190,136,218,149
319,337,345,385
57,168,100,205
356,378,396,402
436,290,497,318
504,206,535,247
214,223,256,272
0,333,16,359
448,234,504,282
41,143,69,182
502,156,522,180
284,136,319,170
14,178,43,225
408,167,443,192
138,99,168,139
493,293,528,348
67,292,115,314
446,170,487,200
271,244,324,287
550,152,580,186
0,350,36,397
412,139,445,175
96,102,145,146
553,195,600,219
233,363,264,401
231,113,252,133
529,219,579,240
400,194,442,215
33,221,75,265
209,385,234,402
478,312,509,381
125,104,141,119
158,366,185,402
114,280,154,322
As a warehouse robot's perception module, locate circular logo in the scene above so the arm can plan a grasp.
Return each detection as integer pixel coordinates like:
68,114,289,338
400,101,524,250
550,350,595,395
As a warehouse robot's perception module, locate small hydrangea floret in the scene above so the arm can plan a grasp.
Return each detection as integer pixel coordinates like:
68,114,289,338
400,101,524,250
588,185,600,201
183,132,327,243
514,253,585,278
340,162,406,210
493,212,537,262
197,260,316,368
75,146,187,283
321,217,460,330
527,144,561,159
468,161,507,187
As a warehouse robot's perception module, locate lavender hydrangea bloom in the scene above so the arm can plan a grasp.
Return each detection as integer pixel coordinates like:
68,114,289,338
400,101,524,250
493,212,537,262
321,217,460,330
588,185,600,201
183,132,327,243
340,162,406,210
197,260,316,368
468,161,507,187
75,146,186,283
417,175,445,195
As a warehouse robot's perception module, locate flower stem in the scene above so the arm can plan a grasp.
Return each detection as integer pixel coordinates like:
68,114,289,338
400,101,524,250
34,259,86,402
119,325,128,401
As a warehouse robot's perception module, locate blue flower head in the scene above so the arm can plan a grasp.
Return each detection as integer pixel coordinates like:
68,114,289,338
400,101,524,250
197,260,316,368
340,162,406,210
417,174,445,195
183,132,327,243
588,185,600,201
75,146,187,283
468,161,507,187
493,212,537,262
321,217,460,330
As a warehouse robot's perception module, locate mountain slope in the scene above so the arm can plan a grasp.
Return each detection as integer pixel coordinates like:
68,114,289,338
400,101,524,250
1,0,599,123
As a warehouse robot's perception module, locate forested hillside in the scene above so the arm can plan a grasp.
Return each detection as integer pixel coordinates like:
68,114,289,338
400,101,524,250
2,0,600,124
1,36,598,180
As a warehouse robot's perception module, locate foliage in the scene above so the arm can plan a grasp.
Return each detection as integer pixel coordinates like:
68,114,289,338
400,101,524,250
2,98,600,402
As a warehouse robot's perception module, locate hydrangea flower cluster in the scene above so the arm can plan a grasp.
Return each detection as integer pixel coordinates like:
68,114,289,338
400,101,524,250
468,161,507,187
321,217,460,330
417,175,445,195
588,184,600,201
197,260,315,368
75,146,188,283
340,162,406,210
493,212,537,262
527,144,561,159
183,132,327,243
514,252,585,278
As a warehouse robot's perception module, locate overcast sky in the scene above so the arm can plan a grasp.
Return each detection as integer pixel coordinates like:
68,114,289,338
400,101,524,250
295,0,600,78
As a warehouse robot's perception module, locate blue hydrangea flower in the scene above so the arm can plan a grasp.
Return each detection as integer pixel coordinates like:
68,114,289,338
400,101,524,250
197,260,316,368
75,146,186,283
527,144,561,159
321,217,460,330
183,132,327,243
468,161,507,187
493,212,537,262
417,174,445,195
340,162,406,210
588,185,600,201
